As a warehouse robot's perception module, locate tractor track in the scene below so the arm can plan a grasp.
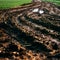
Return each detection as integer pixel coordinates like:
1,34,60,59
0,2,60,60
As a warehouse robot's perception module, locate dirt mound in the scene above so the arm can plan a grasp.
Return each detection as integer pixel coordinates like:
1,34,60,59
0,2,60,60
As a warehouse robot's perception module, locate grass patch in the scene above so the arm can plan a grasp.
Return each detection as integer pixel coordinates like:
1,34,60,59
0,0,32,9
43,0,60,5
0,0,60,9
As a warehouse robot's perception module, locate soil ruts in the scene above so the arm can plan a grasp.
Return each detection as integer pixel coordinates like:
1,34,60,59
0,1,60,60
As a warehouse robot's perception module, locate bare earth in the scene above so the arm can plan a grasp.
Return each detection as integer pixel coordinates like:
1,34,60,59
0,2,60,60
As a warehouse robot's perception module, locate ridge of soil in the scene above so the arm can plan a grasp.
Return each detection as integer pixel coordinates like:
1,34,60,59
0,2,60,60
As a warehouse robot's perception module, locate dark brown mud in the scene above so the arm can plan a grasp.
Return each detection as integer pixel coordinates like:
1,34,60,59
0,2,60,60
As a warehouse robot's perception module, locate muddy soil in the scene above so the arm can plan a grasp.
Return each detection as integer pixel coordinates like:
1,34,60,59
0,2,60,60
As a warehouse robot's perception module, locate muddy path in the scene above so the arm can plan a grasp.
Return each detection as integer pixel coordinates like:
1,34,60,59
0,2,60,60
